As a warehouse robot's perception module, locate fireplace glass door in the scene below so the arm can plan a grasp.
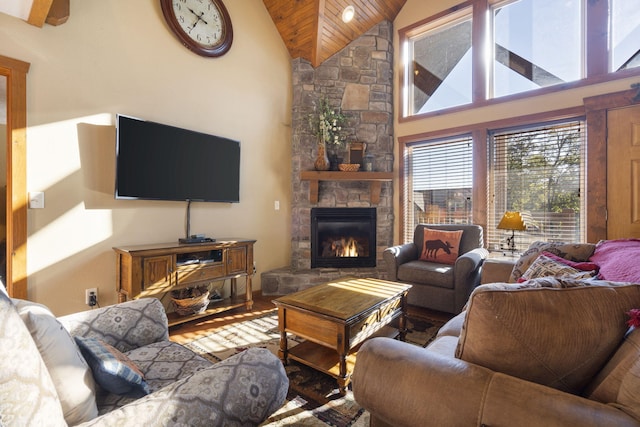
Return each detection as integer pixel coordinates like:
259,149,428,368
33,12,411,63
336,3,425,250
311,208,376,268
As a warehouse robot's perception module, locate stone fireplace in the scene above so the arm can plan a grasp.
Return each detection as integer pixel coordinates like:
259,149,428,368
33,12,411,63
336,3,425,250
261,21,394,295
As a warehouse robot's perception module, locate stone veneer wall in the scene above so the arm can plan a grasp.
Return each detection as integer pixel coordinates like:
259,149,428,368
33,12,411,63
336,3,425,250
261,21,395,295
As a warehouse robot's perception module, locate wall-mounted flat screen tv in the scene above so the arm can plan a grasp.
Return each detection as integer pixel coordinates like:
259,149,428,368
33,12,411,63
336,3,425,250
115,114,240,203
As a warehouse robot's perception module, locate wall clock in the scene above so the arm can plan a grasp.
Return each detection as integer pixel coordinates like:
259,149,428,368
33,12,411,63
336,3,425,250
160,0,233,57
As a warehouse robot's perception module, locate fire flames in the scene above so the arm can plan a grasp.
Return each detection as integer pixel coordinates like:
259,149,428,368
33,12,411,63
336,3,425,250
331,237,359,257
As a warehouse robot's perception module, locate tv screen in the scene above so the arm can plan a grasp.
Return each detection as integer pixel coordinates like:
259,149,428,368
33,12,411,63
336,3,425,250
115,114,240,203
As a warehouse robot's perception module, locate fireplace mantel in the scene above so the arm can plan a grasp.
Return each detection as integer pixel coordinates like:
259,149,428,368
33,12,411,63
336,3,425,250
300,171,393,204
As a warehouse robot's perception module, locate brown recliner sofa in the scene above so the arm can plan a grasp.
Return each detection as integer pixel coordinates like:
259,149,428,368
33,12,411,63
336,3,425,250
354,242,640,427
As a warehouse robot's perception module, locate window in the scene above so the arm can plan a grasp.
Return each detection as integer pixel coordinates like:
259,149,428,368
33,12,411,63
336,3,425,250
611,0,640,71
487,120,586,251
402,136,473,242
404,8,473,116
399,0,640,118
491,0,583,98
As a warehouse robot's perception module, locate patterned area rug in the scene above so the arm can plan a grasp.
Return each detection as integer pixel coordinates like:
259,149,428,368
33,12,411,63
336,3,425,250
182,312,444,426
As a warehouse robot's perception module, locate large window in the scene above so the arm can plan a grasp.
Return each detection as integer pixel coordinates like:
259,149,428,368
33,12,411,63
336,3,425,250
403,8,473,116
403,136,473,242
400,0,640,118
487,120,586,251
492,0,583,98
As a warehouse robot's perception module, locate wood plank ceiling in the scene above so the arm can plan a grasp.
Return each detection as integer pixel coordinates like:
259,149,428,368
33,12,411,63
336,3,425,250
263,0,406,67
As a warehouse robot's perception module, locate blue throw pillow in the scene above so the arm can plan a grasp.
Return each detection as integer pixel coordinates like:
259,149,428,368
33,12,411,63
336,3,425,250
75,336,150,398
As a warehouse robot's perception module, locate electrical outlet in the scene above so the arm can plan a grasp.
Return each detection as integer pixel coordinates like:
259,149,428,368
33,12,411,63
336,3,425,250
85,288,98,306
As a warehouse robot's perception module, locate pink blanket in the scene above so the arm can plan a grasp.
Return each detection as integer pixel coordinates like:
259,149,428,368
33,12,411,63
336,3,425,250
590,239,640,283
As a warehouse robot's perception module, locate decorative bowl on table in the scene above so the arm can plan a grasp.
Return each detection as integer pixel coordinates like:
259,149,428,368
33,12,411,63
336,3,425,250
338,163,360,172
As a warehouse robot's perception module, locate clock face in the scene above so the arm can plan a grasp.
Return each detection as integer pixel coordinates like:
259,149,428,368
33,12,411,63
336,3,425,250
161,0,233,57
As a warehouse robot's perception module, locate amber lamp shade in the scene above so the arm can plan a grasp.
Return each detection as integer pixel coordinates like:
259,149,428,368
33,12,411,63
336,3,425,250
497,211,527,254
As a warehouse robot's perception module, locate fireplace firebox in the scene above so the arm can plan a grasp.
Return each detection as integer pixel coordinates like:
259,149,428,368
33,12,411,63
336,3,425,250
311,207,376,268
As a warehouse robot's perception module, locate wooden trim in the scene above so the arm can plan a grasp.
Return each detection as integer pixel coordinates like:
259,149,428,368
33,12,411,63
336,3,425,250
0,55,30,74
27,0,54,27
472,128,488,237
583,87,639,243
585,0,608,77
0,56,30,299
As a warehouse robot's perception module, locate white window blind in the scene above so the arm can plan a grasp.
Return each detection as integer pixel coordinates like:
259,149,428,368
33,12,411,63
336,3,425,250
403,136,473,243
488,120,586,251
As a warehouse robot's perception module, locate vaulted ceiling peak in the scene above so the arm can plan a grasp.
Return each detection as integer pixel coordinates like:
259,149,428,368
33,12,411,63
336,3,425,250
262,0,406,67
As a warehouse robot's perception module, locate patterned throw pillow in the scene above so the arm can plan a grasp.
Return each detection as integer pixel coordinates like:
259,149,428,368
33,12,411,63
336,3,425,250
75,336,150,398
540,251,598,271
509,241,596,282
518,254,596,282
419,228,463,265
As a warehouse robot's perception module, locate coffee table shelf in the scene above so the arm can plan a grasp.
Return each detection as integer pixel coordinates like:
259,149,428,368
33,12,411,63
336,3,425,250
287,325,398,379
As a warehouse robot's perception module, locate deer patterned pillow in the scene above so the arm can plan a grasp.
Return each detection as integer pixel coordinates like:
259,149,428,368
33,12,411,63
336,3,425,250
419,228,463,265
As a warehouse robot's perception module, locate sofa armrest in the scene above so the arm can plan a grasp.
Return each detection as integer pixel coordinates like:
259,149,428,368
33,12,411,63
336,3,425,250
452,248,488,312
353,338,640,427
383,243,418,280
58,298,169,353
480,257,516,284
78,347,289,427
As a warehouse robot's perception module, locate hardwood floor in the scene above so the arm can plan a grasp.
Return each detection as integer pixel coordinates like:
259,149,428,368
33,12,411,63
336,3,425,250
169,291,453,344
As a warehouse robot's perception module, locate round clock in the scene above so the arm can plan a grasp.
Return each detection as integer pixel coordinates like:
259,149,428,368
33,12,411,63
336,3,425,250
160,0,233,57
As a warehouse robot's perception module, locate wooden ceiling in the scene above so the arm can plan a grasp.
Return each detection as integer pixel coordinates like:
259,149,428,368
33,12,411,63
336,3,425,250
263,0,406,67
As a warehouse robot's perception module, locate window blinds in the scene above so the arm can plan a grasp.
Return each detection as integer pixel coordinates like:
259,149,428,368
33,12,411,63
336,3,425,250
487,120,586,251
403,136,473,243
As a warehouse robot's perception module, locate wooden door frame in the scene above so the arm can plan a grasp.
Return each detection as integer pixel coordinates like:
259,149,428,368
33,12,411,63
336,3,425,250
0,55,29,299
584,86,640,243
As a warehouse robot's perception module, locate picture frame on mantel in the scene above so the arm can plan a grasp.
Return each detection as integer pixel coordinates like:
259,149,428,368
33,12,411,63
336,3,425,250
348,142,366,167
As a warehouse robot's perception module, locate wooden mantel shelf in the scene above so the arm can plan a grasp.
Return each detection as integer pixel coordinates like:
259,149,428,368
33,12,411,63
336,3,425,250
300,171,394,204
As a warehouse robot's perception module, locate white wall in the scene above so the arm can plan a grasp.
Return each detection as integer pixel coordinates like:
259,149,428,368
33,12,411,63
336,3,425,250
0,0,293,315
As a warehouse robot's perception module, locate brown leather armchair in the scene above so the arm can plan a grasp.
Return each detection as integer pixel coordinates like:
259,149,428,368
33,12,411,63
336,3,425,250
383,224,488,314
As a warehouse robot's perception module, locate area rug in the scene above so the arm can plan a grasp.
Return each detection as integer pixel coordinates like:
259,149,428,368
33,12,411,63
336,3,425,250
182,311,445,426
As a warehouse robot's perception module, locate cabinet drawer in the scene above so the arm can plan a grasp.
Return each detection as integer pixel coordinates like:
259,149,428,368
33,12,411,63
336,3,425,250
177,263,226,285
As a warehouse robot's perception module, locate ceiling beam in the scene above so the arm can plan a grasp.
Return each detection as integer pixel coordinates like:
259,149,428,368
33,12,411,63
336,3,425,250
46,0,69,26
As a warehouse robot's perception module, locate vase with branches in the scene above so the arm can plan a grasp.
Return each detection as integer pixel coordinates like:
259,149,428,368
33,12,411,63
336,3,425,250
309,97,347,170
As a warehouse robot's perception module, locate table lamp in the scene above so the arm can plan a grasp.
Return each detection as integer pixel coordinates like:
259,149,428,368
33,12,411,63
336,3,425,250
497,211,527,255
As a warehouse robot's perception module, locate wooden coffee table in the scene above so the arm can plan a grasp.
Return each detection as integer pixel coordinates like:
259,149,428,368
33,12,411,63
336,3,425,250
273,277,412,395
